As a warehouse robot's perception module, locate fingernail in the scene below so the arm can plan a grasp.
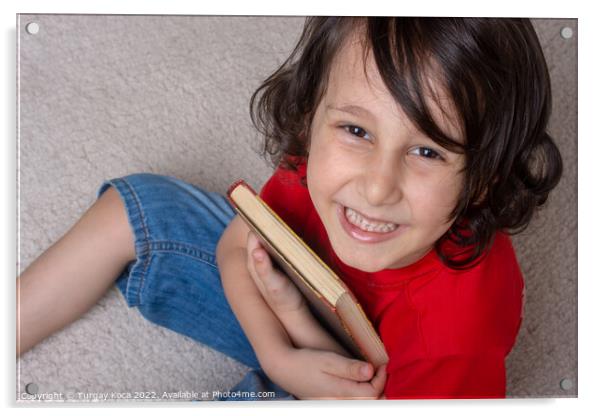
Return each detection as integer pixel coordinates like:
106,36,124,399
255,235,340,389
253,249,263,262
361,364,371,377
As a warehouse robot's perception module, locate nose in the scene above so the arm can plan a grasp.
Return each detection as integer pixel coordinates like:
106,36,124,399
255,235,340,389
359,154,403,207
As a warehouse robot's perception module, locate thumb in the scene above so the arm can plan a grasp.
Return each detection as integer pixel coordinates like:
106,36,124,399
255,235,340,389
324,353,374,382
252,247,278,286
247,231,262,252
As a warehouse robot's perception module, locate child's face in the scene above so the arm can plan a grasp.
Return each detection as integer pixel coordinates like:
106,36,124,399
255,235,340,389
306,35,466,272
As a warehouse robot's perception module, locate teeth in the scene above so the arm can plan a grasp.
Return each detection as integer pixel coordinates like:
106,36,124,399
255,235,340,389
345,207,399,233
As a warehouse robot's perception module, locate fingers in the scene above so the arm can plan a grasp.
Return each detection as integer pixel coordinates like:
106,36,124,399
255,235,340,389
246,232,271,286
246,232,306,313
246,232,260,276
317,352,389,399
246,232,263,269
321,351,374,382
247,232,277,287
336,364,387,399
370,364,387,397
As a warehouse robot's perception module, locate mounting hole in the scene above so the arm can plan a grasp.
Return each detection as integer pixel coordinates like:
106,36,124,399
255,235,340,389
25,382,39,395
26,22,40,35
560,27,573,39
559,378,573,391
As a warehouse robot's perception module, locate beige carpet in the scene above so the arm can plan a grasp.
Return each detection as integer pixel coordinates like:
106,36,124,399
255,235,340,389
16,15,577,401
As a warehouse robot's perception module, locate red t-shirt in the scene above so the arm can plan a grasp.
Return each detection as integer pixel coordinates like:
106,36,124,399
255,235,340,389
259,159,524,399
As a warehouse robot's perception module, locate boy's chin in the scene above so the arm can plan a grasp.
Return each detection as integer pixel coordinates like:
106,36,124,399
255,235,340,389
336,251,390,273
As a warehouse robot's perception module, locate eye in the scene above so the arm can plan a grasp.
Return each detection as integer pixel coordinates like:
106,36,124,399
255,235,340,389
342,125,370,141
409,147,444,160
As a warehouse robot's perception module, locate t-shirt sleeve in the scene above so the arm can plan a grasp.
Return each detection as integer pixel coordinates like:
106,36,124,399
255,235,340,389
258,163,311,238
385,352,507,399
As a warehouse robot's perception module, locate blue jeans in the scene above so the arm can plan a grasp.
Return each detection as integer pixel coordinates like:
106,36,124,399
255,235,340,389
97,173,294,401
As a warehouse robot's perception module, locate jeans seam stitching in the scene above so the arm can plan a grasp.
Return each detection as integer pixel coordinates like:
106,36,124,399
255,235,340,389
148,240,218,269
119,178,153,305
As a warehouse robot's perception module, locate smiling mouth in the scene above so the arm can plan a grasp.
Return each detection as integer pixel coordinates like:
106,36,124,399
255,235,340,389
336,204,407,244
344,206,399,233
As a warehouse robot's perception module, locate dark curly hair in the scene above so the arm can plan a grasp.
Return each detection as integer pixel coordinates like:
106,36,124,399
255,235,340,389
250,17,563,270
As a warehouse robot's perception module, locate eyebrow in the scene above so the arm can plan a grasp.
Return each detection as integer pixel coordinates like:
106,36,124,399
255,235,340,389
326,104,375,119
328,102,463,146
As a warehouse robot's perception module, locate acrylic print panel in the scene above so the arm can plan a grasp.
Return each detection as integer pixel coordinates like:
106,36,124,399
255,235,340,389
16,14,577,401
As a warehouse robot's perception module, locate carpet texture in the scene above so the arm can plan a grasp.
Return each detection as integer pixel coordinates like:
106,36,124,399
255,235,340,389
16,15,577,401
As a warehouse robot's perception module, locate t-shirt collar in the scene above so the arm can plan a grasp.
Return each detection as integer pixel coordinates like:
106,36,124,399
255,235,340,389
325,239,443,287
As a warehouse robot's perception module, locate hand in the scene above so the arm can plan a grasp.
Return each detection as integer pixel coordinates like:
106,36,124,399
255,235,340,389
246,231,308,317
246,231,388,399
265,346,387,400
246,232,351,356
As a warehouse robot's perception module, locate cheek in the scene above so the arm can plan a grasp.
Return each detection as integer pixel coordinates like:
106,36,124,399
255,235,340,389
307,143,332,202
307,133,345,187
409,174,462,226
309,130,363,181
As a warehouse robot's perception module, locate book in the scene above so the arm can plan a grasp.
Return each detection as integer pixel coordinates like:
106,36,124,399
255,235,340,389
227,179,389,367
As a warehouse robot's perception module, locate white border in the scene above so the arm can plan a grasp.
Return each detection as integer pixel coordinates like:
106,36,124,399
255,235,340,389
3,0,599,415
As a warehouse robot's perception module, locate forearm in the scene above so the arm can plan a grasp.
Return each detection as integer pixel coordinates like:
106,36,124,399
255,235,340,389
217,247,293,369
273,302,350,356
